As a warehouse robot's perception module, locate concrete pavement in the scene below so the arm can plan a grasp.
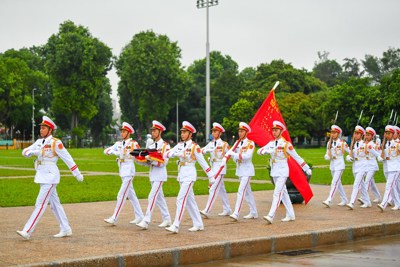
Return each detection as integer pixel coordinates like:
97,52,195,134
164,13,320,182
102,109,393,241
0,183,399,267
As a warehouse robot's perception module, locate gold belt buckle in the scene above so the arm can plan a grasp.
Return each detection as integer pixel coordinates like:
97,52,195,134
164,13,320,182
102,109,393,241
120,159,125,163
386,157,390,160
179,162,185,166
37,160,42,165
332,156,337,160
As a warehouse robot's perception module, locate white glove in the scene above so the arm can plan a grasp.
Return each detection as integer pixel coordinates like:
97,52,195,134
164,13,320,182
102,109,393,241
377,156,384,162
206,171,215,179
75,174,84,182
346,155,353,162
225,150,233,157
324,154,330,161
305,168,312,176
145,155,151,161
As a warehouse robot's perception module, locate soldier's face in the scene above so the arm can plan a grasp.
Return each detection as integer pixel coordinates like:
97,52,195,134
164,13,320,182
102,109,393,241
365,133,373,142
180,130,191,141
151,129,161,140
353,132,362,141
384,131,393,140
330,131,339,140
272,128,281,139
211,130,221,140
40,125,52,138
120,129,129,140
238,129,247,140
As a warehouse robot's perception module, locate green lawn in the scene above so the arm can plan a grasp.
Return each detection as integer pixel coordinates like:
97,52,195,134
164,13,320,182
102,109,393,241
0,147,385,207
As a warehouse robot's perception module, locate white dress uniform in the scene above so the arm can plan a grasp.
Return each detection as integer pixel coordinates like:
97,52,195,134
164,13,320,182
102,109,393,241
323,125,350,206
140,138,171,226
18,117,83,240
200,137,231,216
362,127,381,203
165,121,214,233
378,125,400,210
228,136,258,219
258,136,311,221
345,126,370,208
104,134,144,224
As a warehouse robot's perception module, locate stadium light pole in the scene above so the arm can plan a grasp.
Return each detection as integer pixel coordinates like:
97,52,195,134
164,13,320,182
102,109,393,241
197,0,219,143
31,88,36,143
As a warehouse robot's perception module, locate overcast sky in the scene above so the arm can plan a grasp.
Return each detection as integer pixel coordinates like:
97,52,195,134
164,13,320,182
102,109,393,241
1,0,399,98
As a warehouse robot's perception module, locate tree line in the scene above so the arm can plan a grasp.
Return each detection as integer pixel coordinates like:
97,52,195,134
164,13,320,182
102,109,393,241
1,20,399,147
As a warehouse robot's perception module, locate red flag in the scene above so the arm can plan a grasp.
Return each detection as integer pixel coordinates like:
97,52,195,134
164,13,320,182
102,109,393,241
247,89,313,204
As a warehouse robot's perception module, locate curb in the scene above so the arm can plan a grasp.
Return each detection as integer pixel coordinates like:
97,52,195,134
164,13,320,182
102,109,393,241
22,221,400,267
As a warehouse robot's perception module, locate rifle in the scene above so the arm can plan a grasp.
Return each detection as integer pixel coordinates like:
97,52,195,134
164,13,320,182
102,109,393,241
349,109,363,158
327,110,339,158
363,115,374,142
381,110,394,158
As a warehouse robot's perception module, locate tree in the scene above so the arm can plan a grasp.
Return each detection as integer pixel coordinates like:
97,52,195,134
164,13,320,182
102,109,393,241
43,20,113,145
312,51,343,87
116,30,189,135
362,47,400,83
0,49,48,138
342,57,363,79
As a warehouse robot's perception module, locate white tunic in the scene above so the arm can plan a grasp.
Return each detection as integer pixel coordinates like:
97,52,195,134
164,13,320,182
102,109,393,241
231,138,255,177
147,139,170,182
104,138,140,177
258,137,310,177
22,135,81,184
324,138,350,171
166,139,213,181
202,138,230,175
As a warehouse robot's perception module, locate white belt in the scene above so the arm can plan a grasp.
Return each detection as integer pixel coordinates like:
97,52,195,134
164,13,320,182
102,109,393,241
354,157,367,161
179,162,196,166
332,156,343,160
120,158,134,162
37,161,56,165
271,159,287,163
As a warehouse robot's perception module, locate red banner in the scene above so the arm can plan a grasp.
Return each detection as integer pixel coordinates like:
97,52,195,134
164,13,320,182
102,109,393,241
247,89,313,204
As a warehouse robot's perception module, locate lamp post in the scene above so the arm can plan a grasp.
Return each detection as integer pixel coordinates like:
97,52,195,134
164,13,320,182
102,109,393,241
197,0,219,143
32,88,36,143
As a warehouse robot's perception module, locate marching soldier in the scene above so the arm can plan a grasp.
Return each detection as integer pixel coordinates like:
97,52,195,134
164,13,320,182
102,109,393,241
136,120,172,229
199,122,232,218
345,126,371,209
377,125,400,211
164,121,215,233
392,126,400,210
360,127,382,204
17,116,84,240
226,122,258,221
103,122,144,225
258,121,312,224
322,125,350,207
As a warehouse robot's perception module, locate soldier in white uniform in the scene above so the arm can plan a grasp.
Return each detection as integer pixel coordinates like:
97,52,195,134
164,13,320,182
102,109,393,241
17,116,84,240
164,121,215,233
377,125,400,211
103,122,144,225
258,121,312,224
392,126,400,210
322,125,350,207
345,126,371,209
360,127,382,204
226,122,258,221
136,120,172,229
199,122,232,218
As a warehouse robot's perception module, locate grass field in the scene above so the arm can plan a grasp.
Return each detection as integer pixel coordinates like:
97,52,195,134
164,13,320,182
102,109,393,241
0,147,386,207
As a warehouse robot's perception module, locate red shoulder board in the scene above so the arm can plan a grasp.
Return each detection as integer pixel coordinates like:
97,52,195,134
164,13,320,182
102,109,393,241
249,145,254,149
58,143,64,149
196,147,201,153
289,145,294,150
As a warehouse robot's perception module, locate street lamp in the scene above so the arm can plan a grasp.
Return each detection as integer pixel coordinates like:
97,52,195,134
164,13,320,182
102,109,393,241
32,88,36,143
197,0,219,143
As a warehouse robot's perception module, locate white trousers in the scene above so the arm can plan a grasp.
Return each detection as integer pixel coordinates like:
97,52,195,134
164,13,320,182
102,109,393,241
111,176,143,221
202,175,231,214
172,181,203,229
380,171,400,208
23,183,70,235
364,170,381,201
268,176,294,219
142,181,171,223
326,170,348,203
349,171,370,205
232,176,257,217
